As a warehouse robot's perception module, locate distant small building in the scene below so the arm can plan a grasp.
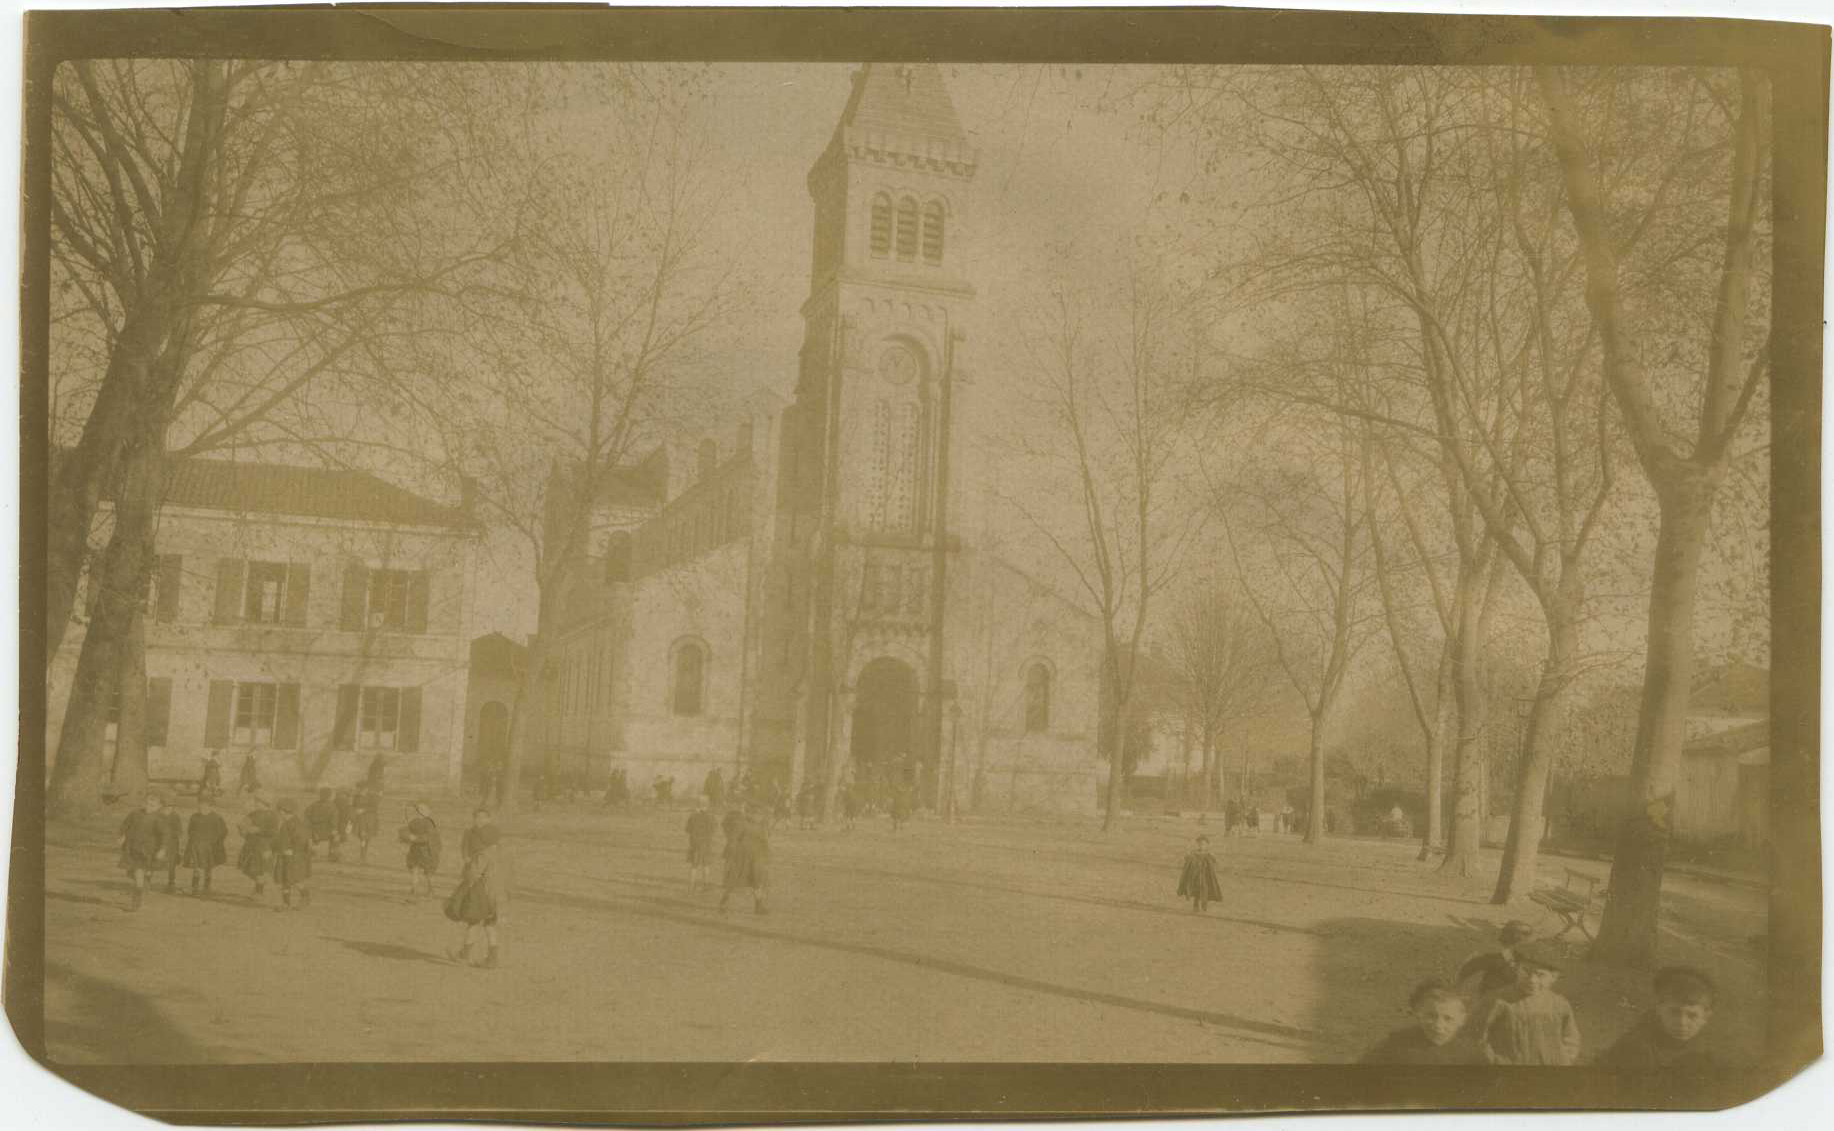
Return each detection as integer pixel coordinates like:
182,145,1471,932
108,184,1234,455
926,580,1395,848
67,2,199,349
48,458,479,795
462,632,525,793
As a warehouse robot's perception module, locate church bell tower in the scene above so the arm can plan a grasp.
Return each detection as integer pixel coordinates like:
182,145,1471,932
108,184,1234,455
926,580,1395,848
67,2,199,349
788,63,977,802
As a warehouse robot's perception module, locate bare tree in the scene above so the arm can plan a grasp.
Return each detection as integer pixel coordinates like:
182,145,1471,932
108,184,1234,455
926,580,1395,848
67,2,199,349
440,70,736,817
1016,260,1195,832
1164,578,1272,809
1220,414,1379,845
1537,66,1771,965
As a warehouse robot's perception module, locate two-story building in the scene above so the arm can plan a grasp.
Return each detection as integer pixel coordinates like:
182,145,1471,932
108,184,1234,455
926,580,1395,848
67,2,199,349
47,458,480,796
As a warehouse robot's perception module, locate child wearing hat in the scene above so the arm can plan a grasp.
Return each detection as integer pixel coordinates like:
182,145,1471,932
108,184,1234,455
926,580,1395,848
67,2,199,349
399,802,442,898
719,804,770,914
237,792,278,898
445,808,506,968
1480,943,1582,1065
117,792,166,911
271,798,313,908
181,793,230,895
1361,979,1479,1064
1598,965,1719,1069
1176,834,1223,913
1458,920,1533,996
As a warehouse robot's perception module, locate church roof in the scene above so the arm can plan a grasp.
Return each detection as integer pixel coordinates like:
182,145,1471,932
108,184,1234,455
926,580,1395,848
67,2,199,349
837,63,966,148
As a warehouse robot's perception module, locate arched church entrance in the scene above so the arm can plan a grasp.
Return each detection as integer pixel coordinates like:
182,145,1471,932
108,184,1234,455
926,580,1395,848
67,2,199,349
850,657,920,808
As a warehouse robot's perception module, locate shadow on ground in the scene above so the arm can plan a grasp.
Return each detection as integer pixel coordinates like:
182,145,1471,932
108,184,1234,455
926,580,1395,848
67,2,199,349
45,961,205,1065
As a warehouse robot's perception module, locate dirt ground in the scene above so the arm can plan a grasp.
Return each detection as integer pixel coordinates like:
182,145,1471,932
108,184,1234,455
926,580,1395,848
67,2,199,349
39,799,1768,1065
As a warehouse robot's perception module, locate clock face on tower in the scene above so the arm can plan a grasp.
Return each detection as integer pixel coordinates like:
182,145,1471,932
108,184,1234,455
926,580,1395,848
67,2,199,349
876,342,920,386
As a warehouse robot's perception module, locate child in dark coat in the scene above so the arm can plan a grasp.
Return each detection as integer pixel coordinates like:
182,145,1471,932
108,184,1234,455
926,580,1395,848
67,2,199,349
1362,979,1479,1064
1458,920,1533,996
158,798,185,893
305,787,340,861
686,801,716,891
118,793,166,911
445,809,506,968
351,783,381,862
1177,835,1224,912
889,783,913,832
1480,945,1582,1065
238,753,260,795
237,793,278,898
199,751,224,801
400,802,442,898
271,798,313,909
720,807,770,915
182,794,230,895
1598,966,1719,1069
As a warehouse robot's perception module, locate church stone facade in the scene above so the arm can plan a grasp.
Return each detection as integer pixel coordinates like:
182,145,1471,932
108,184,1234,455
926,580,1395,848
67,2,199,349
535,65,1106,815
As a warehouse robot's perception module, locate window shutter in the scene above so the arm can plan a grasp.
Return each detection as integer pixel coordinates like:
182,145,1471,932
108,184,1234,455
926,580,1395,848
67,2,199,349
407,571,430,634
213,558,245,623
145,677,172,746
155,555,183,622
432,570,461,634
274,683,301,749
203,680,233,747
332,685,359,751
398,686,422,753
340,563,368,631
284,562,310,626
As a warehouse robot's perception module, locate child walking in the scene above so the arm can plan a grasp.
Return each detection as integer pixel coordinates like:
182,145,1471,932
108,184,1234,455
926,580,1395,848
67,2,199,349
400,801,442,899
157,797,185,894
1361,979,1478,1064
236,792,278,900
1177,834,1224,913
445,808,506,968
271,798,313,909
685,800,716,891
305,787,340,861
118,792,165,911
351,782,381,863
1598,965,1719,1069
720,805,770,915
182,794,229,895
1480,945,1582,1065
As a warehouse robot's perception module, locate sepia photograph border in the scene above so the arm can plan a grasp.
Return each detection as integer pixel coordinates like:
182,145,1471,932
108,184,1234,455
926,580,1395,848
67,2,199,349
9,4,1825,1123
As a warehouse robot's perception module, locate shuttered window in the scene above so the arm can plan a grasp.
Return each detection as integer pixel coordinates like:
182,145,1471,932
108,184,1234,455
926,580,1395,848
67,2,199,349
922,201,944,264
145,677,172,746
869,194,892,258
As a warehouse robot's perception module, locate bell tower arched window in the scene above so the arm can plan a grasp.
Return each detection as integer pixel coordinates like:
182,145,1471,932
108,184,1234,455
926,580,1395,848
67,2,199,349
922,201,944,264
869,194,892,259
1024,662,1052,733
670,638,708,717
895,197,919,261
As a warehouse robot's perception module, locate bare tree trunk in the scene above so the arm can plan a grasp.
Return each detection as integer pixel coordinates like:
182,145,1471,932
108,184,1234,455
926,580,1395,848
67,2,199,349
49,434,164,820
1419,669,1455,859
501,612,555,817
1492,609,1581,904
111,606,149,799
1440,569,1489,876
1592,476,1714,963
1305,721,1327,843
1201,723,1217,811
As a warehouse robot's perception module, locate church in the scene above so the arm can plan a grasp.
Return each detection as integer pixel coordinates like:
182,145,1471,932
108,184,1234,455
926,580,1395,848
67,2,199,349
530,64,1108,815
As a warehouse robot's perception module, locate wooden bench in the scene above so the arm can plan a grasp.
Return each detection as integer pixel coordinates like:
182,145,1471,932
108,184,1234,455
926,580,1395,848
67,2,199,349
1530,867,1609,941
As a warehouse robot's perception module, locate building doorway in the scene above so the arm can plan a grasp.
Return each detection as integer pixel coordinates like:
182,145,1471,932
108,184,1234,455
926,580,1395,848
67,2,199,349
850,657,920,809
477,700,509,793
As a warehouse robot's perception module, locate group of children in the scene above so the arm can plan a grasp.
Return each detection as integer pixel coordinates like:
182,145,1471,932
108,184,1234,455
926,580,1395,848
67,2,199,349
115,775,509,967
1362,919,1723,1068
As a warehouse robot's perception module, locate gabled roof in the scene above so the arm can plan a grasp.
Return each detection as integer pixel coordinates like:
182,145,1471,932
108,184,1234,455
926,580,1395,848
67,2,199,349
159,457,473,530
838,63,966,147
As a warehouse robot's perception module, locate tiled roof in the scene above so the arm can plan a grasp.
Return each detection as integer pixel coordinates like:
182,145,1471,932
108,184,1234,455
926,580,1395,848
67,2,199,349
158,458,473,529
839,63,966,147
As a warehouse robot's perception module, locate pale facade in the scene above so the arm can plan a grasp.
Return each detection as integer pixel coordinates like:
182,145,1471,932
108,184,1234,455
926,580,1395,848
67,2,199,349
48,460,479,796
537,64,1108,814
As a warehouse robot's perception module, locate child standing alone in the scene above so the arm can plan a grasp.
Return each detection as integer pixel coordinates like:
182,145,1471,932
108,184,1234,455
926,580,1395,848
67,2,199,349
685,800,715,891
445,808,505,968
1176,834,1223,913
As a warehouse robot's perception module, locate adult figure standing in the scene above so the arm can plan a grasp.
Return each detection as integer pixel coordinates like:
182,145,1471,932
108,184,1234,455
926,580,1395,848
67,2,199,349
237,753,260,796
704,767,725,810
